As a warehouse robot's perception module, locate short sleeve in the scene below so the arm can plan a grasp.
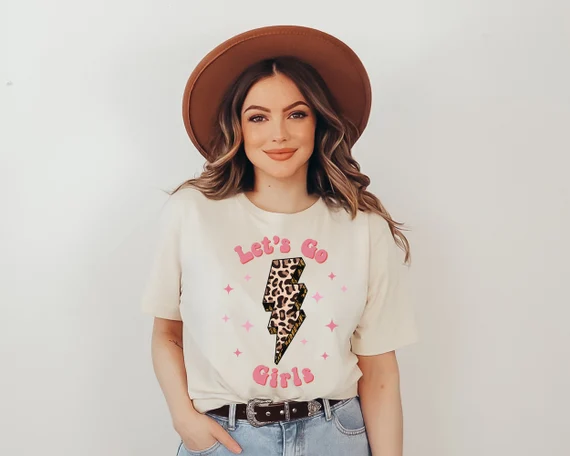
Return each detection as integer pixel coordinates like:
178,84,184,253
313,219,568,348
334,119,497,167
140,195,183,321
350,213,419,355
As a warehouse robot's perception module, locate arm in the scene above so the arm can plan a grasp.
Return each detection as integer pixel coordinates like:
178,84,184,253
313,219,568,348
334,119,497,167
151,317,242,454
142,197,240,453
150,317,199,429
357,351,404,456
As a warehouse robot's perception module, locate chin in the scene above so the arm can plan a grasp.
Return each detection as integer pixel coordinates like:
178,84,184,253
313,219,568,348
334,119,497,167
266,168,302,180
248,154,311,180
255,163,298,179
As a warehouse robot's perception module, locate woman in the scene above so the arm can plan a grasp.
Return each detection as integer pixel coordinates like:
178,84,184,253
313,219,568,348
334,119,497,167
142,25,419,456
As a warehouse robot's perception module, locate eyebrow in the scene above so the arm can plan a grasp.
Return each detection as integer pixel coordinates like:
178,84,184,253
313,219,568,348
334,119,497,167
242,101,310,114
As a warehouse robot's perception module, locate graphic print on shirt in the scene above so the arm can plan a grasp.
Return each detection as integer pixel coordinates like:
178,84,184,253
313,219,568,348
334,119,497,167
262,257,307,365
234,236,334,387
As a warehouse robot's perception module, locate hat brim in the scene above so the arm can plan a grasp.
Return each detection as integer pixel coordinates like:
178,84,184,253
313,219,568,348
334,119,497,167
182,25,372,160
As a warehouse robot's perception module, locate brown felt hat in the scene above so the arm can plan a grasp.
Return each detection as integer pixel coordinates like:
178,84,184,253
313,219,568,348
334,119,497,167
182,25,372,161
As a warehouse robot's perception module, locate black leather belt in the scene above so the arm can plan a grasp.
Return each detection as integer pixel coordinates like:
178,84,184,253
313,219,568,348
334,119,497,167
207,398,343,427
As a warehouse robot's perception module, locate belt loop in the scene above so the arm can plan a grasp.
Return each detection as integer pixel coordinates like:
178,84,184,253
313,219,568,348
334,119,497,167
323,398,333,421
228,403,237,431
284,401,291,421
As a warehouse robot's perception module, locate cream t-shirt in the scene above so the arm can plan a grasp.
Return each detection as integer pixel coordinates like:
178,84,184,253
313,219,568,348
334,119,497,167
141,187,418,413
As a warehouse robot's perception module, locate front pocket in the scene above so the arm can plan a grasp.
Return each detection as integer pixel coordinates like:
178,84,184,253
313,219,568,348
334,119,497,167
181,440,221,455
332,397,367,436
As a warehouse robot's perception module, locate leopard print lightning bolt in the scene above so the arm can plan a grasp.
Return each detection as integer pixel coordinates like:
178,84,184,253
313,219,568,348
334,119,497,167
262,258,308,365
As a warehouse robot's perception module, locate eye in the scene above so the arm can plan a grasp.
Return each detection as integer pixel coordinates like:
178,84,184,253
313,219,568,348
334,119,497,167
290,111,308,119
248,114,265,123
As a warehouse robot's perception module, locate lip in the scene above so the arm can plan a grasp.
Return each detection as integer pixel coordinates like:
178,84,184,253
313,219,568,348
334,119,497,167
264,148,297,154
264,148,297,161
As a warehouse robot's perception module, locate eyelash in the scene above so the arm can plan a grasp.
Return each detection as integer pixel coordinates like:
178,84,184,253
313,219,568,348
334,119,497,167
248,111,308,123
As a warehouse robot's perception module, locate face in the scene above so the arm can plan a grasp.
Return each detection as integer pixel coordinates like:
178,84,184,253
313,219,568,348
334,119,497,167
240,73,317,181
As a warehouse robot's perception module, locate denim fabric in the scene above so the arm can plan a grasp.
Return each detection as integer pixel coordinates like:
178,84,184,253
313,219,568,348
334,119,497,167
177,396,371,456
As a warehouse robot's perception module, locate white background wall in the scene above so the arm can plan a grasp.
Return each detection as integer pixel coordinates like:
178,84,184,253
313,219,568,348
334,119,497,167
1,1,568,455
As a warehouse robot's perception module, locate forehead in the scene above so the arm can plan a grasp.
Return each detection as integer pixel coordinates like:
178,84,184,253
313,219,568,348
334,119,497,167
243,74,306,106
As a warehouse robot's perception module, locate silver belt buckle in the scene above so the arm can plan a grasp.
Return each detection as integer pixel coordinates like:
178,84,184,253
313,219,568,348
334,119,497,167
245,398,273,427
245,398,322,427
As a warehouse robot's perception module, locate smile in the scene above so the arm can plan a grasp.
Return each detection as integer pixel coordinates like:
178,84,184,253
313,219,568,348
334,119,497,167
264,148,297,161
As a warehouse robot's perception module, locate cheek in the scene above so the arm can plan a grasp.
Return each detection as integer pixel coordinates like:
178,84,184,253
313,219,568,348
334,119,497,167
242,126,265,161
242,124,264,147
296,124,316,146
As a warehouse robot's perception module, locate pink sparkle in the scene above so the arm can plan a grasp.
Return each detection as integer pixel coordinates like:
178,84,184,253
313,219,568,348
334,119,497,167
242,320,253,332
301,339,308,345
224,284,234,294
244,274,252,281
341,285,347,292
321,352,329,360
328,272,336,280
312,292,323,303
234,349,242,357
222,314,229,322
326,319,339,332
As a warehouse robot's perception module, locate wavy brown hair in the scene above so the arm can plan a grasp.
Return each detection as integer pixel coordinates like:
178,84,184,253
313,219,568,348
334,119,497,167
169,56,411,264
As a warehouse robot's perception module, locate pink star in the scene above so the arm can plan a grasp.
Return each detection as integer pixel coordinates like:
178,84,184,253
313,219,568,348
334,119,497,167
224,284,234,294
222,314,229,322
326,319,338,332
242,320,253,332
328,272,336,280
244,274,252,281
341,285,347,292
234,349,242,357
321,352,329,360
301,339,308,345
312,292,323,303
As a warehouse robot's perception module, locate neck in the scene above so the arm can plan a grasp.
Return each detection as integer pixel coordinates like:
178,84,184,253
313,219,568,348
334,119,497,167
245,167,318,214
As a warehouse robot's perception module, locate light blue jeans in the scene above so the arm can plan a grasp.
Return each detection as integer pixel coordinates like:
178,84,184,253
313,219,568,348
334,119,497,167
177,396,371,456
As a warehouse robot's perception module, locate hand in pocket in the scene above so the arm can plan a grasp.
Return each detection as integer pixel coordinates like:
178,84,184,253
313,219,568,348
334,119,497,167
177,412,242,454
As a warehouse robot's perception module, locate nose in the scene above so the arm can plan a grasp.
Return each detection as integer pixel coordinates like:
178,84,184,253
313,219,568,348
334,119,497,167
271,118,289,143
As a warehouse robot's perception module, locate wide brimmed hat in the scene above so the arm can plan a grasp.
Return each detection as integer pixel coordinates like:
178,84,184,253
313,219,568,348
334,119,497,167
182,25,372,161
